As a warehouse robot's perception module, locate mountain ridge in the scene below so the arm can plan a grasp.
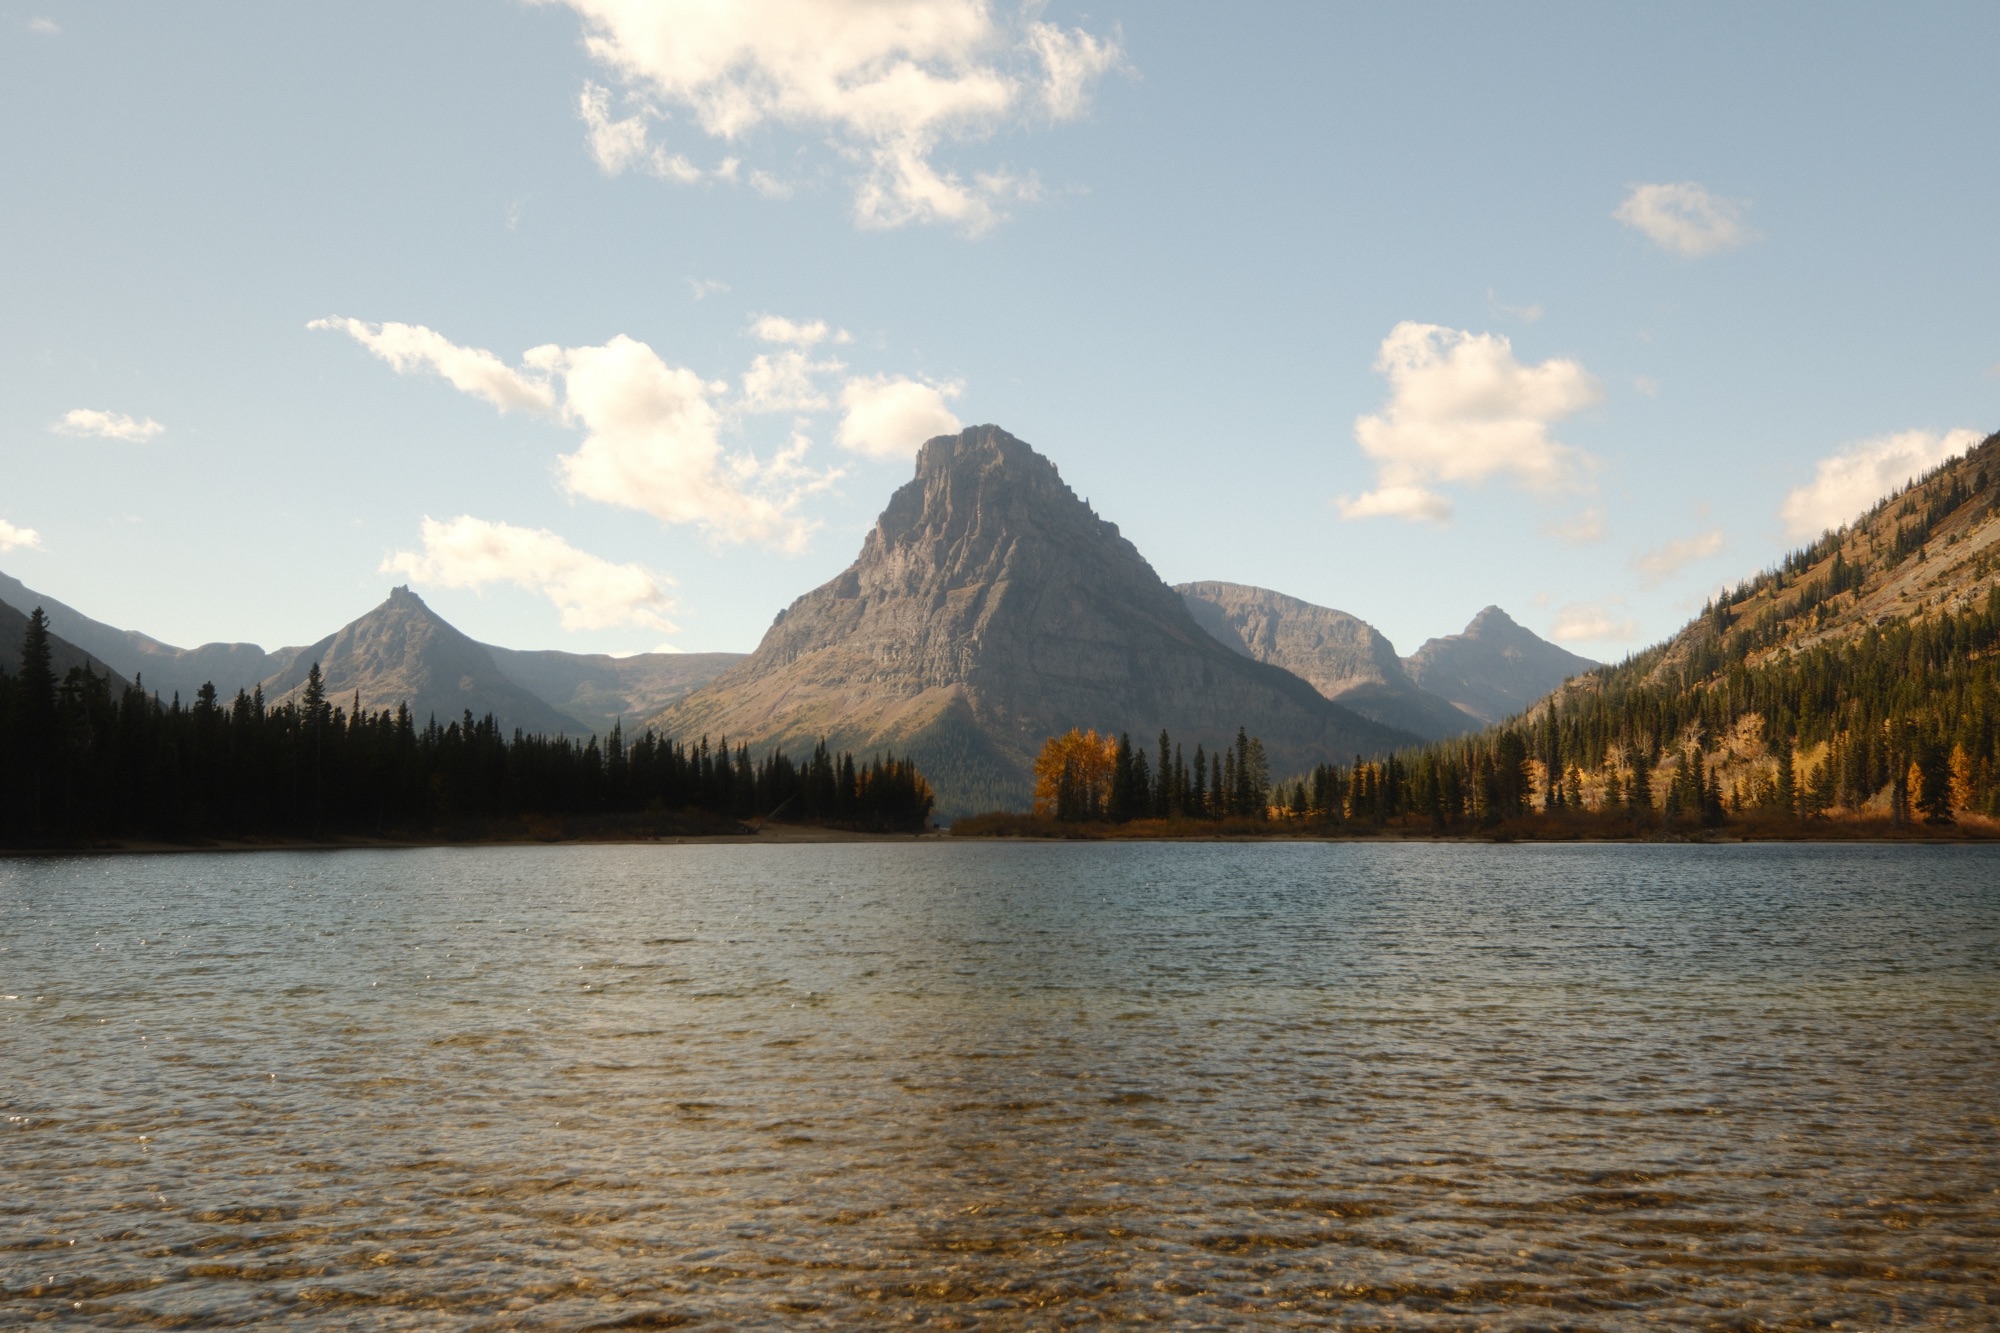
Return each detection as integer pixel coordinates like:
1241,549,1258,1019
1174,581,1492,740
654,425,1415,814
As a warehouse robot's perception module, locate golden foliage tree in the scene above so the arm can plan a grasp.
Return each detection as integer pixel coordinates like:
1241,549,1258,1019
1033,728,1116,820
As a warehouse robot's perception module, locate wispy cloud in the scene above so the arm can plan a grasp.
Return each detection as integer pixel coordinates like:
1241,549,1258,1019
1338,322,1599,523
1549,599,1638,644
308,318,556,415
1632,527,1725,587
27,17,58,35
53,409,165,443
1544,508,1606,546
384,516,676,632
1486,289,1543,324
540,0,1122,232
0,519,43,552
1779,428,1982,540
1614,181,1759,257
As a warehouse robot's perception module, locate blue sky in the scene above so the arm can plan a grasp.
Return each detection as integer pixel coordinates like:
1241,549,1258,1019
3,2,1996,660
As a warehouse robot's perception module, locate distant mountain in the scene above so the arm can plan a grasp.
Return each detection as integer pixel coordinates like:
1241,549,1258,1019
485,647,743,737
260,586,589,735
1403,606,1597,726
0,569,290,701
0,567,741,733
1176,581,1478,740
654,425,1415,815
0,598,128,687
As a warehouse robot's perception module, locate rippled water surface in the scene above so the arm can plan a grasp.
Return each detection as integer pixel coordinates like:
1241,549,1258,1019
4,842,1998,1329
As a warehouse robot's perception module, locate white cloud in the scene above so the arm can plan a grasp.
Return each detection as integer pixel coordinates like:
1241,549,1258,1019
751,315,829,346
1339,322,1599,523
1550,600,1638,644
686,277,729,300
739,349,840,413
1486,289,1543,324
53,409,165,443
1632,527,1725,586
0,519,43,552
1779,428,1982,540
579,81,703,182
28,17,58,35
538,0,1121,231
837,375,962,459
310,317,556,415
1614,182,1758,257
322,318,835,548
384,515,675,632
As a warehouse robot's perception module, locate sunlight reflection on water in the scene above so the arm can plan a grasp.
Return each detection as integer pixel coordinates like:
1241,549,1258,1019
3,842,1997,1328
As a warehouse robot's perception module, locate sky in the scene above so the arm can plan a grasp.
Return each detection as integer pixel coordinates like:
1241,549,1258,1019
3,1,1998,662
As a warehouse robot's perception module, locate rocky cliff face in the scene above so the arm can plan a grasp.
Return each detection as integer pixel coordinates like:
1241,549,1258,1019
1175,581,1477,740
261,586,587,735
654,425,1414,814
1403,606,1596,726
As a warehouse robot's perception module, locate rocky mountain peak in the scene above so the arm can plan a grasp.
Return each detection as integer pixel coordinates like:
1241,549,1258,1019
657,425,1412,815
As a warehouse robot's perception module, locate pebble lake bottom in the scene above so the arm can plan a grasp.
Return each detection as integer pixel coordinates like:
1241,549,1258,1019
2,842,1996,1330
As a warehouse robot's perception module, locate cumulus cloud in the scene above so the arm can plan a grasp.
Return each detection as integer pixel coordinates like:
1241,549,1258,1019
538,0,1121,231
54,409,165,443
1779,428,1983,540
1614,182,1758,257
310,317,556,415
320,318,836,548
837,375,962,459
0,519,43,552
1550,600,1638,644
384,515,675,632
1632,528,1725,587
1338,322,1600,523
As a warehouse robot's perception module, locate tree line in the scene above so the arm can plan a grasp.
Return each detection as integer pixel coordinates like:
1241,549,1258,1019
0,610,933,844
1020,439,2000,833
1033,726,1272,822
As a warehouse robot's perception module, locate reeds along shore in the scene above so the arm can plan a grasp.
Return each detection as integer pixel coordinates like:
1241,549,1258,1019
949,808,2000,840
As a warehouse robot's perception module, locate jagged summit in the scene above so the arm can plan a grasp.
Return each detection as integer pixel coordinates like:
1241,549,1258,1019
264,586,588,735
1404,605,1597,726
656,425,1413,815
1175,581,1480,740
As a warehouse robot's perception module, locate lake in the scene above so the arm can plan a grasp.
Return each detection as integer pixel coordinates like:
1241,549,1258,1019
4,842,1997,1328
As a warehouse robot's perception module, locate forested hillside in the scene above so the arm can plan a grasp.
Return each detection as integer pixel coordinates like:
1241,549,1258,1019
0,610,933,844
1271,432,2000,829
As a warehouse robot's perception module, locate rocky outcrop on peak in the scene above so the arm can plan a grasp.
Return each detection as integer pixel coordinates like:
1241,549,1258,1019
653,425,1415,815
1176,581,1479,740
261,586,588,735
1403,606,1596,726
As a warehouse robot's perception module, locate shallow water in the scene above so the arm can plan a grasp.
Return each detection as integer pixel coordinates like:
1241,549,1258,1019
3,842,1997,1329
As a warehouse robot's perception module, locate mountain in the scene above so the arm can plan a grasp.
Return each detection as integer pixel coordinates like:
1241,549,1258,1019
260,586,589,735
0,567,740,733
653,425,1415,815
1403,606,1597,726
1176,581,1479,740
1496,430,2000,822
0,599,129,687
485,647,743,737
0,569,291,701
